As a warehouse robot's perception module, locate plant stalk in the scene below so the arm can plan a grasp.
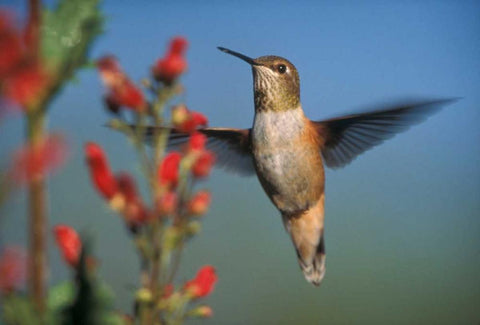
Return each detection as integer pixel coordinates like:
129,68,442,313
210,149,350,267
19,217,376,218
27,111,47,314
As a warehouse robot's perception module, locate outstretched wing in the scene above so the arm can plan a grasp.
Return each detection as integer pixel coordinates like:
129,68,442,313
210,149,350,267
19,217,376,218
313,98,457,169
149,127,255,176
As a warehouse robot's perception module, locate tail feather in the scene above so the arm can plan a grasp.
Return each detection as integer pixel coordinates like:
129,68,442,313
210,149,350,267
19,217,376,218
283,196,326,286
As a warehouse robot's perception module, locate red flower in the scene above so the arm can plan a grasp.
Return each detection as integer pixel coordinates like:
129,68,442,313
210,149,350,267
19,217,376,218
171,105,208,133
187,190,211,215
96,56,146,111
192,151,215,178
0,12,50,110
2,62,50,108
152,36,188,84
188,132,207,151
0,247,25,293
157,152,182,188
116,172,139,203
184,265,217,298
10,134,68,184
156,191,177,216
116,172,148,225
53,225,81,267
84,142,118,200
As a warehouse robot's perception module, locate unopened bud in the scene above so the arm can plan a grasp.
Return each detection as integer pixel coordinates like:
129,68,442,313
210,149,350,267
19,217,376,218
171,105,189,125
186,221,201,236
188,305,213,318
136,288,152,303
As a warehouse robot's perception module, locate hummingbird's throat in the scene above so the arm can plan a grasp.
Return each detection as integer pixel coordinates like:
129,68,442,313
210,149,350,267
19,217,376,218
253,67,299,112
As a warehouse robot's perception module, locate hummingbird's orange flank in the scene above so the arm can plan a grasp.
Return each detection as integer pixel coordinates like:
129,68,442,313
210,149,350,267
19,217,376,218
151,47,456,286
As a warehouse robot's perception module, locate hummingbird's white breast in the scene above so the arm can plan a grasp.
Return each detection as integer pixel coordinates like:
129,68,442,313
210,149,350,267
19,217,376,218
252,107,324,214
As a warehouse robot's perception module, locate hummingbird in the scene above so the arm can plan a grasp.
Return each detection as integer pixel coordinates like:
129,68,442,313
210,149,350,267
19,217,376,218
159,47,455,286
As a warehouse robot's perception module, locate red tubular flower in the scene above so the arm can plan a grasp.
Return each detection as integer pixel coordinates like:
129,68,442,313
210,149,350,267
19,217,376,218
156,191,178,216
116,172,148,225
84,142,118,200
10,134,68,184
171,105,208,133
2,62,50,108
192,151,215,178
53,225,81,267
0,11,50,109
152,36,188,84
96,56,146,112
188,132,207,151
184,265,217,298
187,190,211,215
157,152,182,188
116,172,139,204
0,247,25,293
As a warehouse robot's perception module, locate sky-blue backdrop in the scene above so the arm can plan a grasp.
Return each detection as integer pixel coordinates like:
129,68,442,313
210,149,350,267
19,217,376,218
2,1,479,324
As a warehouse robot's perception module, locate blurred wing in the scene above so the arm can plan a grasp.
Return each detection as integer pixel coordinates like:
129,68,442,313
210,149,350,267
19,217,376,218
313,98,457,169
158,127,255,176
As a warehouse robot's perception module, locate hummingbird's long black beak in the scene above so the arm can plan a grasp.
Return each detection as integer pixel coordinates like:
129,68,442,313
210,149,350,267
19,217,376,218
217,47,259,66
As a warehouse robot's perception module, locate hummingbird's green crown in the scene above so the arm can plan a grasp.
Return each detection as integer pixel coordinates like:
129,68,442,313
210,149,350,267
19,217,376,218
218,47,300,112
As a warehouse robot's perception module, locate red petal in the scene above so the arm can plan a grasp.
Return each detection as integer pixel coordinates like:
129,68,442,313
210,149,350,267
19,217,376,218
2,62,50,108
53,225,81,267
185,265,217,298
169,36,188,56
192,151,215,178
85,142,118,200
188,190,211,215
10,134,68,184
157,152,182,188
188,132,207,151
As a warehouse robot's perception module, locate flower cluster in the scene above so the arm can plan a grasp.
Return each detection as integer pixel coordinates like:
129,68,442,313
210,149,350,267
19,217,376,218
88,36,218,322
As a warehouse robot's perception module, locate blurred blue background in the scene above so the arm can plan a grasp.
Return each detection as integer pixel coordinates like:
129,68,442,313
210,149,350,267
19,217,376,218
1,1,479,324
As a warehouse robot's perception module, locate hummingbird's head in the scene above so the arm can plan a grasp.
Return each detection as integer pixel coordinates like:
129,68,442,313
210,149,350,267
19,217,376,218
218,47,300,112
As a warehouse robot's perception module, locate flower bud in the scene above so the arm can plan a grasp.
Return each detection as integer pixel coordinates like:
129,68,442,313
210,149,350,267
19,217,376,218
187,190,211,216
53,225,81,267
157,152,182,189
156,191,177,216
185,221,202,236
188,132,207,152
84,142,118,200
171,105,208,133
152,36,188,84
188,305,213,318
184,265,217,299
192,151,215,178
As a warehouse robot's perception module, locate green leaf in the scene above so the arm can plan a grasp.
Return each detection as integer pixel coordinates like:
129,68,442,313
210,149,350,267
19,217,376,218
47,281,76,312
41,0,104,104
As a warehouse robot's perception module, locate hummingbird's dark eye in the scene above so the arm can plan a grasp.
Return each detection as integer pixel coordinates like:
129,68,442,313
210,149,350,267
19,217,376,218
277,64,287,74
